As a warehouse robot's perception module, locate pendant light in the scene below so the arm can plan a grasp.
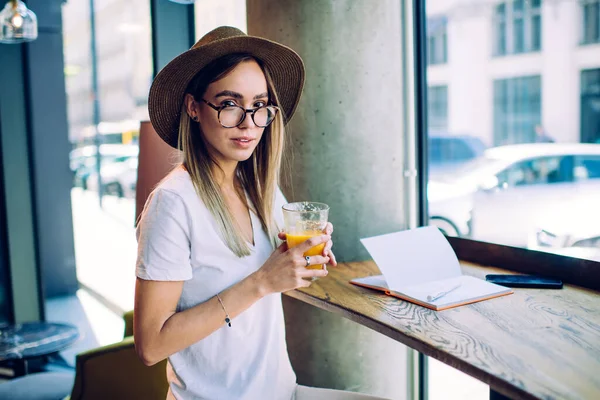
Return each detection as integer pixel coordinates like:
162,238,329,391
0,0,37,44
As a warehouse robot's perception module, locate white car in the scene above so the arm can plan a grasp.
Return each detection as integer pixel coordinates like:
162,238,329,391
528,197,600,262
86,157,138,199
428,181,473,237
429,143,600,246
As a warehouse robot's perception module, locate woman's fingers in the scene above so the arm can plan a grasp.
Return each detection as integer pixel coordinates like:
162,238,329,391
327,249,338,267
323,240,332,256
278,231,287,240
299,267,329,279
300,255,329,267
295,235,330,255
323,222,334,235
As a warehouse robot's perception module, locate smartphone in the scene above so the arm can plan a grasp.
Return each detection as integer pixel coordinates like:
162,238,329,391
485,274,563,289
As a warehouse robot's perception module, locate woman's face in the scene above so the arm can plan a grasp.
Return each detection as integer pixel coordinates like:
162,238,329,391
196,60,269,166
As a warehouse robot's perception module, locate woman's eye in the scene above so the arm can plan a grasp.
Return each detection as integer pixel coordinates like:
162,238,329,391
254,101,267,108
221,100,237,107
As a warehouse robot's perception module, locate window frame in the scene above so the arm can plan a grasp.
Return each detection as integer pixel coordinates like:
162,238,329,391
493,0,543,56
493,75,541,145
427,85,448,131
426,16,448,65
580,0,600,45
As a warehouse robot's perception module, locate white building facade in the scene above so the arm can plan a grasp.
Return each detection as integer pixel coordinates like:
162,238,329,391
426,0,600,146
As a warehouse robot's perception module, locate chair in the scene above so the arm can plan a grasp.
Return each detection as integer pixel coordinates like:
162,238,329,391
66,311,168,400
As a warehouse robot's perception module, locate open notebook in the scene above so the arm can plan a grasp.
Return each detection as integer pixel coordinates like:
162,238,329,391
351,227,513,311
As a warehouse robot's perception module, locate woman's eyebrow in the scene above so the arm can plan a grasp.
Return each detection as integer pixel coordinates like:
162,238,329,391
214,90,269,100
215,90,242,99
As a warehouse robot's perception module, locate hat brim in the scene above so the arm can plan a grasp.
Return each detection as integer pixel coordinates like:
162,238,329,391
148,36,305,149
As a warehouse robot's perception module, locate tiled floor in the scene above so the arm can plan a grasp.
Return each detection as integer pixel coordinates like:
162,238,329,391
71,188,137,313
45,289,125,368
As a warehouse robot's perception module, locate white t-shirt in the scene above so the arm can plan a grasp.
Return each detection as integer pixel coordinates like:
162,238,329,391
135,166,297,400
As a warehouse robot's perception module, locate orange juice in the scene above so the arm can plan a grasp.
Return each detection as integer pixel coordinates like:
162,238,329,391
286,231,325,270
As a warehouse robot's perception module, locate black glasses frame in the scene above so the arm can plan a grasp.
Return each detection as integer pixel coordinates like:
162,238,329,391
202,99,279,128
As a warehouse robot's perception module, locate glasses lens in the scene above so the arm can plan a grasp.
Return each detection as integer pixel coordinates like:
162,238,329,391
219,106,244,128
253,106,277,127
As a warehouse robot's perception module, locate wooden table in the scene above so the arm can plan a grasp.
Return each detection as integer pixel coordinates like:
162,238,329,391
286,261,600,400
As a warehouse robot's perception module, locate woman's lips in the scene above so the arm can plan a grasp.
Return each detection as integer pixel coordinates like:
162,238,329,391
231,138,254,148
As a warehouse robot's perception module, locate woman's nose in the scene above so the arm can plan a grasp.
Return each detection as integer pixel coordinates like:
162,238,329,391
238,111,257,129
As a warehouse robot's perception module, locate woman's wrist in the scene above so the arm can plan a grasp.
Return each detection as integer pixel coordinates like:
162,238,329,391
247,269,272,298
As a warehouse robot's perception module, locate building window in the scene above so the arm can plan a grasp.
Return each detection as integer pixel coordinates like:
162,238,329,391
581,0,600,44
494,0,542,56
427,17,447,65
493,76,541,145
428,85,448,131
581,69,600,143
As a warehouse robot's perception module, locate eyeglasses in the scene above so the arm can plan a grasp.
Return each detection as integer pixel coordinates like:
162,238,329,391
202,100,279,128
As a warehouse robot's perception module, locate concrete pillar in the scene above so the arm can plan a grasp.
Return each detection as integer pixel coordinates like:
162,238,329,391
247,1,408,398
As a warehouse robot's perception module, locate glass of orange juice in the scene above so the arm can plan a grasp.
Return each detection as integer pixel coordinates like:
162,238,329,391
282,202,330,278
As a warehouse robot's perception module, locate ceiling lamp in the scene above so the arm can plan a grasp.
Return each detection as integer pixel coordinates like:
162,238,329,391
0,0,37,44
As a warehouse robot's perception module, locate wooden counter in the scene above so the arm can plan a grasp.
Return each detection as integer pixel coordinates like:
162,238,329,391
285,261,600,400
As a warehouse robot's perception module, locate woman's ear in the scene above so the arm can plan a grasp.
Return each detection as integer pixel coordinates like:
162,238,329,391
184,94,199,122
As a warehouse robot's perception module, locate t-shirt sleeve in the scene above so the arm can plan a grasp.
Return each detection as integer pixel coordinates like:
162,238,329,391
136,188,193,281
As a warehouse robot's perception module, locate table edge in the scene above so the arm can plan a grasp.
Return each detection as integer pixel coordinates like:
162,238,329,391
284,289,539,400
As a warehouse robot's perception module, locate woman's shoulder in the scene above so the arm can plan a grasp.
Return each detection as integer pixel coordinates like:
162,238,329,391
154,165,195,198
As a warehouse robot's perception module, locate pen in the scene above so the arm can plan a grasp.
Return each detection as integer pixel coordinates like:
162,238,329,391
427,284,462,302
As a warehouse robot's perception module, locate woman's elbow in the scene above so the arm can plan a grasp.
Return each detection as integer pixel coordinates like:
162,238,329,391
134,338,162,366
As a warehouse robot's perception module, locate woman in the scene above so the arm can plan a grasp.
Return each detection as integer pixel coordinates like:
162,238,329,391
135,26,386,400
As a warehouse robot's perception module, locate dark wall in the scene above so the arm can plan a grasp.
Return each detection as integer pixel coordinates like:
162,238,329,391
0,135,13,324
0,0,77,317
26,0,78,298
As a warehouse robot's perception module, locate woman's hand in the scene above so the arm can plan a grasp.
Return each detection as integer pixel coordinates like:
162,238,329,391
254,234,331,294
322,222,338,267
276,222,338,267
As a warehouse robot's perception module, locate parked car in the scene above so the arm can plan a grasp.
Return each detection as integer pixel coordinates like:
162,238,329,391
70,144,138,189
528,197,600,261
429,133,487,177
429,143,600,246
427,133,487,236
428,180,473,237
86,156,138,198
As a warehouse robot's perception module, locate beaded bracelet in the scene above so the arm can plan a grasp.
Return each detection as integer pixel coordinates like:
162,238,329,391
215,293,232,327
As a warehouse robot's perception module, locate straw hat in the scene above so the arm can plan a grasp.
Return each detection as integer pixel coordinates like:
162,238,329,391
148,26,305,149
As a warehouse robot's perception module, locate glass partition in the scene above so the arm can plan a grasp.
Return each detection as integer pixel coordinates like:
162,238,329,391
425,0,600,398
63,0,152,312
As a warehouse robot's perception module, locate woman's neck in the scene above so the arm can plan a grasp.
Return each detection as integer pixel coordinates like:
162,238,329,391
212,160,239,191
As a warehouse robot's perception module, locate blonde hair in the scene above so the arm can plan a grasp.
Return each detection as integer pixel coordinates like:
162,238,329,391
178,55,285,257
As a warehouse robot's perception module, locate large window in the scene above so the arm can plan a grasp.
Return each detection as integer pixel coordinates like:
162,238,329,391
426,1,600,396
493,76,542,145
428,85,448,131
63,0,152,312
582,0,600,44
427,16,447,65
494,0,542,56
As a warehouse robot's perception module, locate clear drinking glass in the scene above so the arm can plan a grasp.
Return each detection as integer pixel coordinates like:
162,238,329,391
282,202,330,274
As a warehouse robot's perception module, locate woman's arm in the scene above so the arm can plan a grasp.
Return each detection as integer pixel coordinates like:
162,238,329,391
134,234,331,366
134,272,262,366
